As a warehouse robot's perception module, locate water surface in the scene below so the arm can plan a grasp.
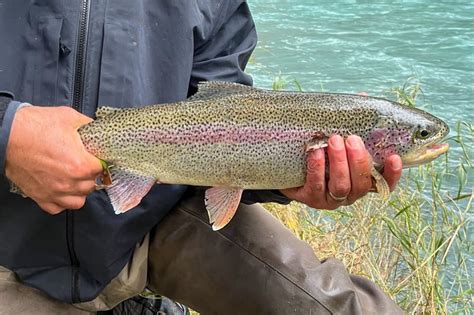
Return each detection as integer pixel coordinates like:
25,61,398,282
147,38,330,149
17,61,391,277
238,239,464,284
247,1,474,128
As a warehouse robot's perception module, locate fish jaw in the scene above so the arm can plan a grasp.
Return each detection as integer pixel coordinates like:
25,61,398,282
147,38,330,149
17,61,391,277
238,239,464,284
401,142,449,168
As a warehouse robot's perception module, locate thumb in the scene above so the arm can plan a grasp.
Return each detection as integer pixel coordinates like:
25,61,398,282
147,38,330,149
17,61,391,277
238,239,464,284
84,153,105,176
75,136,104,177
66,109,102,176
74,113,94,129
60,106,93,129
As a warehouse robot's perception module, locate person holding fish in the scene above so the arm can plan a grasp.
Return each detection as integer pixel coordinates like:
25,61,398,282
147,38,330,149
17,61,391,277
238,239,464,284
0,1,448,314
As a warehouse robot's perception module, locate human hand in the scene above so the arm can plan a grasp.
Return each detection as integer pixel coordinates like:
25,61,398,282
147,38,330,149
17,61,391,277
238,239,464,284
5,106,103,214
280,135,402,210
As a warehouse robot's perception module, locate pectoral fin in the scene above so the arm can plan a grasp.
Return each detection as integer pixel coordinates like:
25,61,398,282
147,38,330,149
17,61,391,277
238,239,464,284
371,166,390,200
305,131,329,152
205,187,243,231
98,159,113,186
106,167,156,214
305,141,328,152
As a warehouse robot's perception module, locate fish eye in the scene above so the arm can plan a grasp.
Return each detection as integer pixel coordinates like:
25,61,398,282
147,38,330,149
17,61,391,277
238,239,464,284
417,129,430,139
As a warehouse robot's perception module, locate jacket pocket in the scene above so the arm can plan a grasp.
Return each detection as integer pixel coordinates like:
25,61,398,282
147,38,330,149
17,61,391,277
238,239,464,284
31,17,64,105
97,21,144,107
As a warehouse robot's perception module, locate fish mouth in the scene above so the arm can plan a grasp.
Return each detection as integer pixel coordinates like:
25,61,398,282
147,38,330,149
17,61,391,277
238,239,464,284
403,142,449,168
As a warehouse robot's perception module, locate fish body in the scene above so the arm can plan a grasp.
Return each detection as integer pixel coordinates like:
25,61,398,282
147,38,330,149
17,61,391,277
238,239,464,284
76,82,448,229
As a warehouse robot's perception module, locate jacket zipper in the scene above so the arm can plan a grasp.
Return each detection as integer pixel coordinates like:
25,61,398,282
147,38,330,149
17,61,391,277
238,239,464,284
68,0,91,303
66,211,80,303
72,0,91,112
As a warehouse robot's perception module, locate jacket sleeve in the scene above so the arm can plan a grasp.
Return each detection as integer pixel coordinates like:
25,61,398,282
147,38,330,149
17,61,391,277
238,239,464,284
189,1,291,205
0,92,25,176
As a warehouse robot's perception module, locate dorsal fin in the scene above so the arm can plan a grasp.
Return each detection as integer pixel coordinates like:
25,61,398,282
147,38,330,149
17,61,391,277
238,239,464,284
96,106,121,119
188,81,263,101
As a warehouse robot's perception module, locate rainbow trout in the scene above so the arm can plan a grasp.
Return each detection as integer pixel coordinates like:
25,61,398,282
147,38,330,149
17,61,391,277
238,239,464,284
14,81,450,230
79,82,449,229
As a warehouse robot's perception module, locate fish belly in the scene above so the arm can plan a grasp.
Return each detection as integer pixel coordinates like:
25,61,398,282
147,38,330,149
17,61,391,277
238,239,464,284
148,139,307,189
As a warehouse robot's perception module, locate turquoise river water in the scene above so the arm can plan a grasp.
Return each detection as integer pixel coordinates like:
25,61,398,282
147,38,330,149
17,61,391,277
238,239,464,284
247,1,473,127
247,0,473,309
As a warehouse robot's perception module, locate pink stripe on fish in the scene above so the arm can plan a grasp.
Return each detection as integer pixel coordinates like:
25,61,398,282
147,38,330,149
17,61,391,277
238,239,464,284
136,125,314,145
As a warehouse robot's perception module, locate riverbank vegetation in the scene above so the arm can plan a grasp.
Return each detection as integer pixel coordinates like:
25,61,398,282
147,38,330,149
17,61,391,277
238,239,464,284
263,77,473,314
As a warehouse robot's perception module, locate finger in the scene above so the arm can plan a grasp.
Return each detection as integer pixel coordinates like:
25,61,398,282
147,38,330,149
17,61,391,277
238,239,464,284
346,135,372,203
300,148,326,203
57,106,93,128
279,186,299,200
73,180,97,195
56,196,87,210
74,134,104,177
49,177,98,195
38,202,66,215
75,116,93,128
72,135,104,178
327,135,350,203
280,148,326,202
70,108,94,128
85,154,105,177
382,155,403,191
67,155,104,180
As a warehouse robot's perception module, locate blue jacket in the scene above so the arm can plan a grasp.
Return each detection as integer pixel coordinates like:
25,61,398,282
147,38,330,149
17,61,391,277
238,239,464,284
0,0,288,303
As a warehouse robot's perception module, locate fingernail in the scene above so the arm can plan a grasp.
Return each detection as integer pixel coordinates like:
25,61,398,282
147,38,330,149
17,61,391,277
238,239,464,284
346,135,363,149
329,135,344,149
391,156,402,171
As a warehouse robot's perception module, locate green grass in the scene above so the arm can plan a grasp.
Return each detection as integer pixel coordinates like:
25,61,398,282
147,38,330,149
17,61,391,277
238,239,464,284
189,79,474,314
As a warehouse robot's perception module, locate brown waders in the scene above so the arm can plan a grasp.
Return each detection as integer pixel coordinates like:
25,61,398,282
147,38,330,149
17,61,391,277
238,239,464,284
0,190,403,314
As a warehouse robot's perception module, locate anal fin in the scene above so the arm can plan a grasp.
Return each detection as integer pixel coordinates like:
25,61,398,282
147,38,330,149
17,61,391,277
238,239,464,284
106,167,156,214
205,187,243,231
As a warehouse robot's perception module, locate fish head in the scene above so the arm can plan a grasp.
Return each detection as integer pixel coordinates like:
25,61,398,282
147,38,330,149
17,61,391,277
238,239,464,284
399,113,450,168
365,103,449,168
